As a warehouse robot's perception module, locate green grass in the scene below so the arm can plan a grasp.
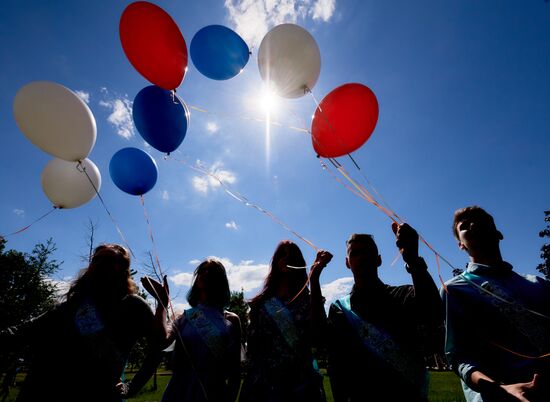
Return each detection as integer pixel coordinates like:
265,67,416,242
428,371,466,402
2,370,465,402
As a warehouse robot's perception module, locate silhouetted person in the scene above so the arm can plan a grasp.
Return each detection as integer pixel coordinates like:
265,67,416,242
442,206,550,401
328,223,443,402
2,243,168,402
160,259,242,402
239,241,333,402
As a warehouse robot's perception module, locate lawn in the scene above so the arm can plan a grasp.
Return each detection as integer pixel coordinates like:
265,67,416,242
3,370,465,401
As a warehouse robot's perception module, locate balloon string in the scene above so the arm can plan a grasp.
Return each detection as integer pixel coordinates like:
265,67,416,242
319,158,454,291
2,206,59,237
141,275,176,326
167,153,318,361
490,342,550,360
167,156,319,252
77,162,136,260
330,159,401,223
288,267,314,305
140,280,207,398
139,195,165,280
187,104,310,134
347,153,398,218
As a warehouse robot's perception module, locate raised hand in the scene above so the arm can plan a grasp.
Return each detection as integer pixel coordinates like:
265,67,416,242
391,222,419,265
141,275,169,308
310,250,333,279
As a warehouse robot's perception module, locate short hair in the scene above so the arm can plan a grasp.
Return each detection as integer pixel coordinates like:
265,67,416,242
452,205,496,239
346,233,378,255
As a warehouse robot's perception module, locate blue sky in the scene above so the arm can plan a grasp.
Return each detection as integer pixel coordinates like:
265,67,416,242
1,0,549,312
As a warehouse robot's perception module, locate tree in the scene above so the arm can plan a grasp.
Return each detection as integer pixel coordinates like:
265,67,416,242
537,210,550,279
228,289,249,344
0,237,61,330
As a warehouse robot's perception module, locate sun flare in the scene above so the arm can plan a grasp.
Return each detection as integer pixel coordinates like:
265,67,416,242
259,88,279,114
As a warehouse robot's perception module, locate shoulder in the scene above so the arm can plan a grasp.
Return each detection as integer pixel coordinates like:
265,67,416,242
122,294,154,316
328,298,347,320
387,284,414,299
443,273,468,291
224,310,241,326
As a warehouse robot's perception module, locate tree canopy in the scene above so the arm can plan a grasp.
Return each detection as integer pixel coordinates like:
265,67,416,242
537,210,550,279
0,237,61,330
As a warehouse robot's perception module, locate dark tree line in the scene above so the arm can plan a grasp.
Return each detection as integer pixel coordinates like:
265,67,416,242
537,210,550,279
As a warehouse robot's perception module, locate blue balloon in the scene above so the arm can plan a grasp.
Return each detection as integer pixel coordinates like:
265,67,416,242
133,85,189,154
191,25,250,80
109,147,158,196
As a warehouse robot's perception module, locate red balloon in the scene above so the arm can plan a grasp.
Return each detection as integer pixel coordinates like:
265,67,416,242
120,1,188,90
311,83,379,158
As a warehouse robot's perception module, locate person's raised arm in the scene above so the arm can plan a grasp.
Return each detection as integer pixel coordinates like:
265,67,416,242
392,223,442,315
309,250,333,343
141,275,171,347
118,276,172,398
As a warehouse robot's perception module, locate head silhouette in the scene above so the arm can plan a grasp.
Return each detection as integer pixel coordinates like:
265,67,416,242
67,243,137,303
187,259,231,310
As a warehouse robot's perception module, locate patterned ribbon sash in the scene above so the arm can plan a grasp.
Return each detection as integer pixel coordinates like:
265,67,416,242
335,295,428,396
461,271,550,354
263,297,301,351
185,307,226,359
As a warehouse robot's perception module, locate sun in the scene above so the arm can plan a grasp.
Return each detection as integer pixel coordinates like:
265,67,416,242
259,87,280,114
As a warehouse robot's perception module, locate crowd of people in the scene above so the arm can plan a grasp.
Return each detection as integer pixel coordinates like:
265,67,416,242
1,205,549,401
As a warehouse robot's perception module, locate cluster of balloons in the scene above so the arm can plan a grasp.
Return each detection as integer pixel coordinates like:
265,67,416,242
119,1,379,164
119,1,251,89
13,81,101,209
112,1,253,198
13,2,380,211
254,23,380,157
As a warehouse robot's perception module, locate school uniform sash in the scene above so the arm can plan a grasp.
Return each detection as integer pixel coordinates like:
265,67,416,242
262,296,300,351
184,306,227,359
461,271,550,354
334,295,428,396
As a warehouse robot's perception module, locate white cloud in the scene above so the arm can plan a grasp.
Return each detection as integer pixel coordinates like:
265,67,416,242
162,190,170,200
168,256,348,311
321,276,353,310
191,161,237,195
311,0,335,21
46,278,73,302
170,302,189,315
170,272,194,287
217,257,269,293
99,92,134,139
225,221,238,230
13,209,25,217
75,90,90,104
206,121,219,134
224,0,336,47
169,256,269,294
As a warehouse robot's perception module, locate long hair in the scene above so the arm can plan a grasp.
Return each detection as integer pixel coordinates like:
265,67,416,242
66,243,137,303
249,240,308,307
186,259,231,310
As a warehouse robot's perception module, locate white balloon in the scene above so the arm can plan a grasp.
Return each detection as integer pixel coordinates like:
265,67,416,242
258,24,321,99
41,158,101,209
13,81,97,161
